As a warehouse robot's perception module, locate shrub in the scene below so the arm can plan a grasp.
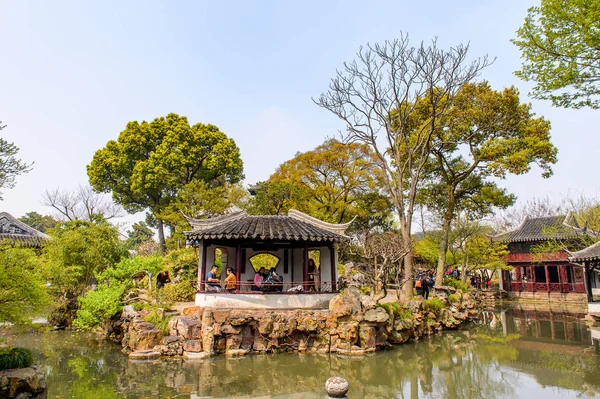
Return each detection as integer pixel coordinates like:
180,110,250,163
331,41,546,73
143,310,170,336
162,281,196,302
442,277,469,293
162,248,197,281
73,283,127,330
0,347,33,370
359,286,371,295
448,293,460,304
97,256,163,285
424,297,445,312
378,302,413,320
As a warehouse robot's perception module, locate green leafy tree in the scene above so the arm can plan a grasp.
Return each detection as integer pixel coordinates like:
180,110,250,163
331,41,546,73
0,121,33,199
513,0,600,109
18,211,57,233
126,221,154,250
0,243,49,324
265,139,393,232
42,220,128,298
158,180,248,247
246,180,308,215
422,82,556,286
87,113,244,252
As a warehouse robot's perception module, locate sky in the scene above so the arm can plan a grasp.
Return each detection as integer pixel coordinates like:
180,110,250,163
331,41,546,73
1,0,598,230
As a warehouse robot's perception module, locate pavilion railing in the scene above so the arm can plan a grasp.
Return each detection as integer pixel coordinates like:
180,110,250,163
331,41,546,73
191,280,338,294
509,281,585,293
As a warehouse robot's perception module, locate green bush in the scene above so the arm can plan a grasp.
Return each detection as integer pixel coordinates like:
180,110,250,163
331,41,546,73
378,302,413,320
359,286,371,295
97,256,163,285
143,310,170,336
162,248,197,281
424,297,445,312
162,281,196,302
448,293,460,303
442,277,469,293
73,283,127,330
0,347,33,370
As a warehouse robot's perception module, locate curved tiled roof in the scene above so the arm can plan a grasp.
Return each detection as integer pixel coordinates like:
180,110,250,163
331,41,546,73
569,241,600,262
494,214,583,243
184,209,350,243
0,212,50,248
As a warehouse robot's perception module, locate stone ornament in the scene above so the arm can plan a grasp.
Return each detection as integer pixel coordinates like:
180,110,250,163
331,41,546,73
325,376,349,398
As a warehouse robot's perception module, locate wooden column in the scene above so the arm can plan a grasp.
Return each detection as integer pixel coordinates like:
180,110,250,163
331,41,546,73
303,244,309,290
330,242,337,292
545,265,550,292
200,241,208,291
235,244,241,292
583,262,593,302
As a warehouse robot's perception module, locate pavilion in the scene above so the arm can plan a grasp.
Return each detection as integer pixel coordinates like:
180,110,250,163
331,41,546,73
495,214,588,301
184,209,350,309
568,242,600,303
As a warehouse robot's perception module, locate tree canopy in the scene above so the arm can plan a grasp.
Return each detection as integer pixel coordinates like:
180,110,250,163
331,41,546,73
19,211,57,233
0,121,32,199
513,0,600,109
422,81,557,285
126,221,155,250
0,243,49,324
87,113,244,251
256,139,393,232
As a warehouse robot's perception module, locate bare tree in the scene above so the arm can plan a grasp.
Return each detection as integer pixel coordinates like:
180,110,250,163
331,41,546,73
315,33,491,297
43,184,124,221
493,196,564,231
360,232,412,303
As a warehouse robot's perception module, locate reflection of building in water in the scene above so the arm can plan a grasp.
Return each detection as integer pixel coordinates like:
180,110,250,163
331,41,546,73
504,309,592,345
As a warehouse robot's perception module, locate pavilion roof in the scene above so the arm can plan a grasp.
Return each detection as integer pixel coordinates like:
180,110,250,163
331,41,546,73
184,209,351,243
494,213,583,243
0,212,50,248
568,240,600,262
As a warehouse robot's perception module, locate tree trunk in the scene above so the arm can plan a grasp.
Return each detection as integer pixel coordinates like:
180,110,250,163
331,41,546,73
403,245,414,298
461,255,468,284
435,215,453,287
157,218,166,254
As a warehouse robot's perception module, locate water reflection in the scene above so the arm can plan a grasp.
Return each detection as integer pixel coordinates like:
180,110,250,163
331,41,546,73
2,308,600,399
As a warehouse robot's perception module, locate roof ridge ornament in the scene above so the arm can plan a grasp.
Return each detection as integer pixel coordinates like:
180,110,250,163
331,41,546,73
182,209,248,231
287,209,353,236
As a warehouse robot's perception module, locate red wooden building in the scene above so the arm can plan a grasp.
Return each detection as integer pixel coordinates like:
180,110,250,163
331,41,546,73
496,214,587,297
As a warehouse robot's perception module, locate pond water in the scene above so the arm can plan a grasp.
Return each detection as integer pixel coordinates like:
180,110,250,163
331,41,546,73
2,308,600,399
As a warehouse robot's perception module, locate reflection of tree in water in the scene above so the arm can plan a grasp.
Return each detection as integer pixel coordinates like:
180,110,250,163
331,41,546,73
3,313,600,398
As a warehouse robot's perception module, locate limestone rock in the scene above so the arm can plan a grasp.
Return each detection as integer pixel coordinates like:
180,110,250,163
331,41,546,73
363,308,389,324
176,316,201,340
359,295,377,310
121,305,140,321
128,350,161,360
329,289,362,318
359,326,376,350
182,340,203,353
0,366,47,399
124,320,163,351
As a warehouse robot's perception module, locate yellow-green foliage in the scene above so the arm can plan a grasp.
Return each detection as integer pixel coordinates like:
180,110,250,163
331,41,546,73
73,283,127,330
162,281,196,302
143,310,170,336
0,347,34,370
162,248,197,280
448,293,460,303
424,297,445,312
443,277,469,293
379,302,412,320
0,243,49,324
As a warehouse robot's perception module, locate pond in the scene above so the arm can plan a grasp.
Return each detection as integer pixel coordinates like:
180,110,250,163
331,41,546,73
2,308,600,399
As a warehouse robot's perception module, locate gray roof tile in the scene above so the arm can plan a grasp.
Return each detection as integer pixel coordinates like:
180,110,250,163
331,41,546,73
494,214,582,243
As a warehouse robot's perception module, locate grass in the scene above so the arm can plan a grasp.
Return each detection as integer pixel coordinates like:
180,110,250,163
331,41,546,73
143,309,171,336
448,293,460,304
424,297,445,312
378,302,413,320
0,347,33,371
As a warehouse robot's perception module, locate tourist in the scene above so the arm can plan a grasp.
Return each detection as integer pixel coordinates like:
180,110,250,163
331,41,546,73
156,271,171,303
205,265,222,292
421,274,430,300
264,267,283,292
415,273,423,296
308,259,318,291
224,267,237,292
253,267,266,291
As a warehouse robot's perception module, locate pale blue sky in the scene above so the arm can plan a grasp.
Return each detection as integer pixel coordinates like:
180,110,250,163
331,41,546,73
1,0,598,228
